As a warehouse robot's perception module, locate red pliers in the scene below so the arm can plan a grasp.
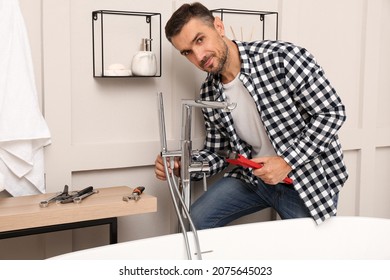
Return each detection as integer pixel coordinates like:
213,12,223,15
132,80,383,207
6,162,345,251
222,152,293,185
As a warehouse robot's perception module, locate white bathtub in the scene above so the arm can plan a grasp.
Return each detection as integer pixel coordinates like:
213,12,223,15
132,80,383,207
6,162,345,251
52,216,390,260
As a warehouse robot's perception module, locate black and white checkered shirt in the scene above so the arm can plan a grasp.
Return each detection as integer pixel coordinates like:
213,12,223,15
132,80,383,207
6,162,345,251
192,40,348,225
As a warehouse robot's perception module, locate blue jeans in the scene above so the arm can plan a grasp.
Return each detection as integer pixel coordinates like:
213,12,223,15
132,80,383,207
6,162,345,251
190,177,313,230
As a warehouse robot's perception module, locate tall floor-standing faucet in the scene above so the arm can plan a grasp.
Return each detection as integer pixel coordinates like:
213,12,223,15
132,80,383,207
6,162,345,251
157,92,235,260
180,99,237,209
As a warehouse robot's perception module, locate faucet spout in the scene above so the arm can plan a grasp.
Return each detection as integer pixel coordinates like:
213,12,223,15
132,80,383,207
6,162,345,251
182,99,236,111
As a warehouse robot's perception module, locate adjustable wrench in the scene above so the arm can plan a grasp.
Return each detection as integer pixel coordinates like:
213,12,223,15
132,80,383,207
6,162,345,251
39,185,69,208
73,189,99,203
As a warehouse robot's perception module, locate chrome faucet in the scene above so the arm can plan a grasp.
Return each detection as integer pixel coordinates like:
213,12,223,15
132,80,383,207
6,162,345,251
157,92,235,260
180,99,236,209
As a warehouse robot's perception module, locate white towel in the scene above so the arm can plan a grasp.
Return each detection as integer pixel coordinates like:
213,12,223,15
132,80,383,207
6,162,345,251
0,0,51,196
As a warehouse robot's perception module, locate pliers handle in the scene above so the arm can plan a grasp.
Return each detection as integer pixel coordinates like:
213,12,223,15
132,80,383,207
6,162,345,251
226,154,293,185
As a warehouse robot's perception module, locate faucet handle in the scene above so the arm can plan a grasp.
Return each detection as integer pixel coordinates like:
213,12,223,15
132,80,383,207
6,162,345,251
188,160,210,192
200,160,210,192
192,149,200,157
203,172,207,192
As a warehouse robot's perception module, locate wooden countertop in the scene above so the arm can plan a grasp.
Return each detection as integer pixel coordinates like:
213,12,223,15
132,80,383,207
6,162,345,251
0,186,157,232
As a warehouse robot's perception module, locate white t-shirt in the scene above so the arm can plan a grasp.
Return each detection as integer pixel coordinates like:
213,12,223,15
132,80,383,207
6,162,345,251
223,74,276,158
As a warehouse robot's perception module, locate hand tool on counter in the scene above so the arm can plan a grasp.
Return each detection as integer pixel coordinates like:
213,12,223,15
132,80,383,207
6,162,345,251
123,186,145,202
218,150,293,185
39,185,70,208
57,186,94,204
73,189,99,203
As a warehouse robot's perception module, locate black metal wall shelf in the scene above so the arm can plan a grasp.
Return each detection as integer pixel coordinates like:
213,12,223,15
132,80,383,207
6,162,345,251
211,8,278,41
92,10,162,78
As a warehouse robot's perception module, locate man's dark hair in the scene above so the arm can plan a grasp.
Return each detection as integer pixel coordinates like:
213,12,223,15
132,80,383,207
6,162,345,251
165,2,215,43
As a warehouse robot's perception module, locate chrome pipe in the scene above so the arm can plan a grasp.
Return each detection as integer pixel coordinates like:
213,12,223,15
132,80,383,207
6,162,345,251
182,99,237,111
163,159,192,259
169,162,202,260
157,92,168,153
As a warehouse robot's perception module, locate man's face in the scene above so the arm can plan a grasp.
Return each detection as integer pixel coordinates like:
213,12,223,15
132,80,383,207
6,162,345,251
171,18,228,74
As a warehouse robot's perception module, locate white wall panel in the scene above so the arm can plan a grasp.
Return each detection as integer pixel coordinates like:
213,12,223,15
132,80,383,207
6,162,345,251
70,1,163,145
337,150,360,216
374,147,390,218
357,0,390,218
376,0,390,128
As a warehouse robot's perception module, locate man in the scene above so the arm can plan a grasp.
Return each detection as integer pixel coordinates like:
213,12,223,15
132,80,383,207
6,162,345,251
155,2,348,229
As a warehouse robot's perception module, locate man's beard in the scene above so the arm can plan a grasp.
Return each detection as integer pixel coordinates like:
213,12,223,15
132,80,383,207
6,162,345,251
204,40,229,75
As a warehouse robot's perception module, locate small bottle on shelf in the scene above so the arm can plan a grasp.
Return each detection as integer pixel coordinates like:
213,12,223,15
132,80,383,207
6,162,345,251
131,38,157,76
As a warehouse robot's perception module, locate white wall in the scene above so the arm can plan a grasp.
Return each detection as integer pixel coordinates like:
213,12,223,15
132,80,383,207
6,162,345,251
1,0,389,259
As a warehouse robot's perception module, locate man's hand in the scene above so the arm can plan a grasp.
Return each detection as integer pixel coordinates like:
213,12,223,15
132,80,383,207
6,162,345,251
252,156,292,185
154,154,180,181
